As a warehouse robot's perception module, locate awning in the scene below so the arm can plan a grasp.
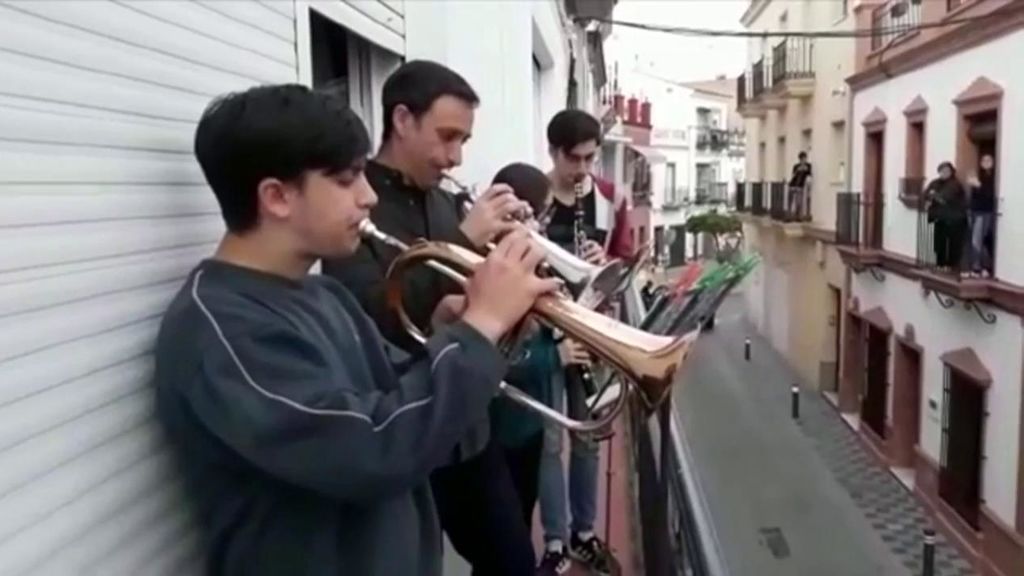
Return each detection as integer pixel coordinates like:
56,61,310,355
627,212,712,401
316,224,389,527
629,145,667,164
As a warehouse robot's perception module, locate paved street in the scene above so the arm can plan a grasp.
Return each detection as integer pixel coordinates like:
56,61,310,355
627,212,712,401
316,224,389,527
673,296,974,576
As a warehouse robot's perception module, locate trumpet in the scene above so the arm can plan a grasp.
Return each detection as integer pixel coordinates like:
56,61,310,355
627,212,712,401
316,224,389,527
441,174,624,310
358,219,696,432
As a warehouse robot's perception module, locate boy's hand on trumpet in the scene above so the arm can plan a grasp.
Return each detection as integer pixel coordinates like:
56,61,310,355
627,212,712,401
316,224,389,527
459,184,531,248
461,230,561,343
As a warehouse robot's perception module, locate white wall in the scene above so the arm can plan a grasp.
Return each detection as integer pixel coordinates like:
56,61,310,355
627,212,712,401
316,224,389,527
851,30,1024,284
851,272,1023,528
404,0,570,185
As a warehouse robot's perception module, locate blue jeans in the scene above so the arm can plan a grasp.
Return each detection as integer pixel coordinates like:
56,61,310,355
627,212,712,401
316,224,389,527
969,212,994,273
538,368,600,543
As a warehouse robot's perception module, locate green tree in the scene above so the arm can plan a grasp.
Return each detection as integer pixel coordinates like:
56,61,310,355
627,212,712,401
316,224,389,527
685,211,744,262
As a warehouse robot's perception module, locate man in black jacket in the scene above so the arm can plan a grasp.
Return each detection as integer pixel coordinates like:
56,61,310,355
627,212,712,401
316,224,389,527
323,61,537,575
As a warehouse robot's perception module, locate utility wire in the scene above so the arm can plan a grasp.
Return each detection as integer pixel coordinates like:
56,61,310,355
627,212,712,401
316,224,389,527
577,9,1003,39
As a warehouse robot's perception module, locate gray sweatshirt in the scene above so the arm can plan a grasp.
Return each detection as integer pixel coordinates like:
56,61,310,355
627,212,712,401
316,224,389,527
154,259,505,576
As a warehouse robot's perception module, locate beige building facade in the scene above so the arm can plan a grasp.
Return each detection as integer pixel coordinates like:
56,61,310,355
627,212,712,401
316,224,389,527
735,0,856,393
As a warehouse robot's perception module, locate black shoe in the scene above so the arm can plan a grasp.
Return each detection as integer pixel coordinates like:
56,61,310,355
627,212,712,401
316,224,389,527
537,543,570,575
569,532,615,575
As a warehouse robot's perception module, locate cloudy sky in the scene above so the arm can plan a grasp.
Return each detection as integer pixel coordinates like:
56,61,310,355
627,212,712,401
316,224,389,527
606,0,749,85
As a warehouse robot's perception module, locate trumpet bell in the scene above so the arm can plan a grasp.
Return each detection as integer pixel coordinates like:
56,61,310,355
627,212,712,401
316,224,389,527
527,230,623,309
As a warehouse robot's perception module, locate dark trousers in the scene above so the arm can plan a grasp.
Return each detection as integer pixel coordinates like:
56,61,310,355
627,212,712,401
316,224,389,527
431,440,536,576
502,432,544,528
933,218,967,269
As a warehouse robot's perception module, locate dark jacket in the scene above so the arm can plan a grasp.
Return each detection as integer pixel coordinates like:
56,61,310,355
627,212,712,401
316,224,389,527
925,176,967,223
323,160,490,458
970,171,996,213
154,260,505,576
489,328,559,448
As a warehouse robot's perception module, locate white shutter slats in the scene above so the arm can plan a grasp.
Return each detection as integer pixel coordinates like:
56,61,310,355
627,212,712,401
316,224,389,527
0,448,175,575
27,478,187,576
0,1,303,572
0,390,154,497
3,1,294,84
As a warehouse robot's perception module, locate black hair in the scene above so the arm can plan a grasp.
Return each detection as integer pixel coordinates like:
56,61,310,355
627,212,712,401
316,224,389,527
546,109,602,153
194,84,370,233
492,162,551,215
380,60,479,143
798,151,808,160
938,161,956,175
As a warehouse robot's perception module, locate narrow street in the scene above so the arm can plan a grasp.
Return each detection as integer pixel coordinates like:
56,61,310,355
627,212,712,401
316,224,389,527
674,296,974,576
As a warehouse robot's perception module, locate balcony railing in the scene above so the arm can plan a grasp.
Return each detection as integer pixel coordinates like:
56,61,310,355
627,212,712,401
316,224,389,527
916,195,995,278
768,182,811,223
836,192,863,246
736,73,747,110
751,182,767,216
695,183,728,205
663,187,689,210
771,37,814,85
735,182,747,212
871,0,923,51
751,57,768,98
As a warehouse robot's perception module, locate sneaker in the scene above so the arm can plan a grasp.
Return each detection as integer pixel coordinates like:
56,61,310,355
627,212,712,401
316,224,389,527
537,542,570,575
569,532,615,575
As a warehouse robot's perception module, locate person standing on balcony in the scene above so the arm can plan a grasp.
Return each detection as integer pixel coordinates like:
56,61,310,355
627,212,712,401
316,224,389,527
788,151,812,220
322,61,540,576
924,161,968,272
539,109,629,576
966,154,996,277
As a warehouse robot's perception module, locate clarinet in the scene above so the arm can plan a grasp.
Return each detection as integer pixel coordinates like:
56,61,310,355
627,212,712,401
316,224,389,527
566,177,598,398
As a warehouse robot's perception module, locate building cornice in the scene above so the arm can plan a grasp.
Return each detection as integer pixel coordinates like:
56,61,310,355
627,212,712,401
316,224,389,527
740,0,770,28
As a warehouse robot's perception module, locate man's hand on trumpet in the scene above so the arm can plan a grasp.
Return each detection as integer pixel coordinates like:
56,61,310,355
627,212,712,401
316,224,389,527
459,230,561,344
459,184,532,248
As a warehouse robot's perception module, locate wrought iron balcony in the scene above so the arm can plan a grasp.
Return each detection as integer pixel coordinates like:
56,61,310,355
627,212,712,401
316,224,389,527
771,37,815,98
695,183,728,205
836,192,863,246
871,0,923,51
750,182,767,216
735,181,747,212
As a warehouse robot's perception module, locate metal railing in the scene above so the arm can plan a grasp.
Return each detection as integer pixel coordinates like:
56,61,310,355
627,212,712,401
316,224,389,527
751,58,768,98
871,0,923,51
771,37,814,85
751,182,766,216
623,273,743,576
900,177,925,207
735,182,747,212
768,182,811,223
736,74,747,109
836,192,862,246
695,183,729,205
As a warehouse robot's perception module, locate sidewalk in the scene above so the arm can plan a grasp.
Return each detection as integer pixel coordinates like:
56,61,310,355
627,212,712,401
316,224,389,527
673,296,974,576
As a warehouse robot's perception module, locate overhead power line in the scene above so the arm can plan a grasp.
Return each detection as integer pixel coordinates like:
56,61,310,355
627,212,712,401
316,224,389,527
577,9,1003,40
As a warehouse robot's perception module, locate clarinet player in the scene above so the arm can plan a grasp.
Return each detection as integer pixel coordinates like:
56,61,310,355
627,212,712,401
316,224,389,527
537,110,634,575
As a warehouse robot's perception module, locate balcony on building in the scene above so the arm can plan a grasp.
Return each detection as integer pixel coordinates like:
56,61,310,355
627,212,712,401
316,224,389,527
770,37,815,99
870,0,923,52
662,186,688,211
914,188,994,301
768,181,811,224
835,192,884,269
695,182,728,206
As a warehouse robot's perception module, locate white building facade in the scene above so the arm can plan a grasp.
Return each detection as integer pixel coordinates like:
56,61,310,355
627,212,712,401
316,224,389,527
837,2,1024,575
0,0,609,573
